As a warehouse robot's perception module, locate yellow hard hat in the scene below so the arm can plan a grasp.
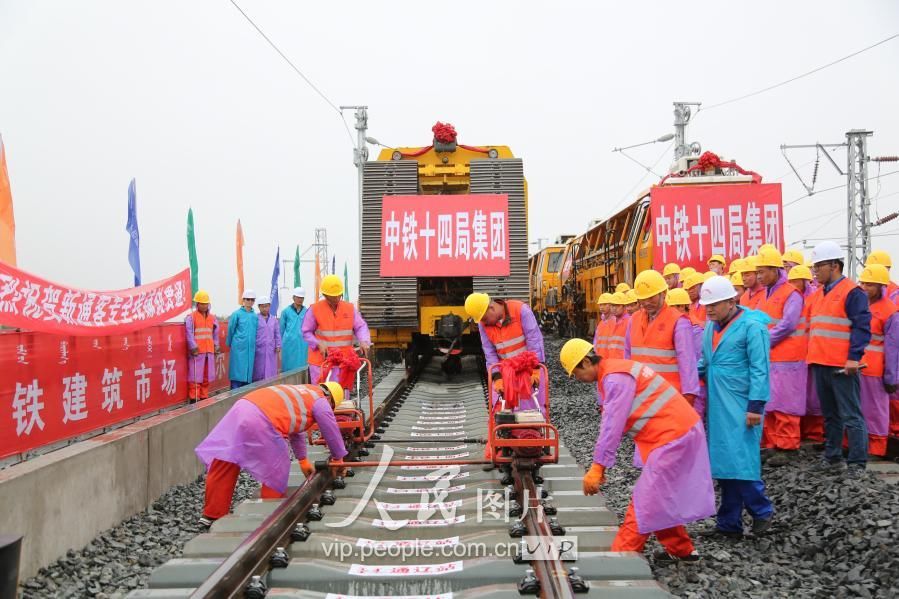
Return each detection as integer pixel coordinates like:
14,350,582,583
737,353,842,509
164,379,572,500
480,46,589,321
662,263,681,277
731,272,744,286
320,381,344,406
680,267,697,279
615,283,631,293
193,290,210,304
756,247,784,269
633,270,668,300
464,292,490,321
788,265,812,281
560,338,594,376
625,289,639,304
666,288,691,306
597,292,614,305
321,274,344,297
610,291,629,305
703,271,717,282
684,273,705,290
708,254,726,266
782,249,805,265
866,250,893,268
738,257,758,273
759,244,778,253
859,264,890,286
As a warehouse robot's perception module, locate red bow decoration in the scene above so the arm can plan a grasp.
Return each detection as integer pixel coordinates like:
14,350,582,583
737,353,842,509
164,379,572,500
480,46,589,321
319,350,362,392
498,351,541,411
432,121,458,144
658,151,763,185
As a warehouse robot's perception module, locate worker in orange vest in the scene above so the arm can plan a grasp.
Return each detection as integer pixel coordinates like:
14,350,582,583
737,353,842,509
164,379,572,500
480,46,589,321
593,292,615,356
782,249,805,272
185,290,220,403
707,254,727,276
756,248,807,466
807,241,872,477
663,263,682,289
302,275,371,391
866,251,899,306
788,265,824,443
625,270,700,406
605,292,630,359
624,289,640,315
465,292,546,413
857,265,899,455
683,273,707,326
739,257,766,310
560,338,714,564
195,381,347,527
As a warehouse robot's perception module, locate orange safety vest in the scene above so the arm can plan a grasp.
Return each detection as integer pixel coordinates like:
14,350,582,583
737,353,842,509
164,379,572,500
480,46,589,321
189,311,216,354
628,305,687,391
690,302,706,327
807,277,856,367
607,314,630,359
309,300,356,367
740,286,766,310
889,281,899,306
595,318,617,358
484,300,529,359
244,384,324,437
599,358,698,462
864,297,897,378
762,283,807,362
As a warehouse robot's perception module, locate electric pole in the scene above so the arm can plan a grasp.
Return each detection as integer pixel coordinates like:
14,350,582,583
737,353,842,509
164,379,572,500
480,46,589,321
673,101,702,161
340,105,368,288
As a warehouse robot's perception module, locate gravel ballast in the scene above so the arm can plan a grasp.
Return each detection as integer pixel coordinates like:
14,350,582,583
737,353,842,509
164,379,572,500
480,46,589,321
545,336,899,598
18,361,397,599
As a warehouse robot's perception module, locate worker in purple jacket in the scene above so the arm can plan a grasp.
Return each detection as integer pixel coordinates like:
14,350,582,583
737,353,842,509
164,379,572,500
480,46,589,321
253,295,282,382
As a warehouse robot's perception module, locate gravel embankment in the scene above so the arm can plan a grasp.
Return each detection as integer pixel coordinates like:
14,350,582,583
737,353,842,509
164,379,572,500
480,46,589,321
544,336,899,598
18,361,398,599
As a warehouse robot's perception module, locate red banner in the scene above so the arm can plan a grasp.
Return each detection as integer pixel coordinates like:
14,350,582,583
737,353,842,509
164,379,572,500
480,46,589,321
379,195,510,277
0,321,230,459
0,263,192,336
650,183,784,271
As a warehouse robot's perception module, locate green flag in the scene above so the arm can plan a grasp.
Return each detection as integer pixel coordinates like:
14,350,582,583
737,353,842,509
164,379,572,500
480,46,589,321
187,208,199,295
343,262,349,300
293,245,301,287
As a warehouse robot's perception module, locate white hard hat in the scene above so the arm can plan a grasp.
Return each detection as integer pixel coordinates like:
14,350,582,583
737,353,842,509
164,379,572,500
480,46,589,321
242,289,256,300
699,276,738,306
293,287,306,297
811,240,844,265
258,294,272,305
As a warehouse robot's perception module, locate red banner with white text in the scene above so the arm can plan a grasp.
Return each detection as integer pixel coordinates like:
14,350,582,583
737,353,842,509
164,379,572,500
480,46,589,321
650,183,784,271
0,263,192,336
0,321,230,459
380,195,511,277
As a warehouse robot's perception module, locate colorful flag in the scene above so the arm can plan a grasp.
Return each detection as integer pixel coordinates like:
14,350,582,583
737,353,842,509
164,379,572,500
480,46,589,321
0,134,17,266
187,208,199,296
126,178,141,286
343,262,349,301
293,245,301,287
314,254,321,301
236,220,245,304
270,246,280,315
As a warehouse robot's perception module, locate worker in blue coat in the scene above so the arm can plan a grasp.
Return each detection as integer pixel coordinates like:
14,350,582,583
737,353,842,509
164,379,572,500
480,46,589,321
280,287,309,373
697,276,775,539
227,289,258,389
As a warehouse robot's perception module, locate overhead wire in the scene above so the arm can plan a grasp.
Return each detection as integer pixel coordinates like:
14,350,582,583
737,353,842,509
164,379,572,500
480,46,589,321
783,169,899,208
227,0,356,145
700,32,899,112
607,142,673,217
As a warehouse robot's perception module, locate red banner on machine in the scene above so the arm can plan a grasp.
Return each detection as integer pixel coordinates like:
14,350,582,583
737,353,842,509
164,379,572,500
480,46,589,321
0,263,192,336
0,322,229,459
649,183,784,271
379,195,511,277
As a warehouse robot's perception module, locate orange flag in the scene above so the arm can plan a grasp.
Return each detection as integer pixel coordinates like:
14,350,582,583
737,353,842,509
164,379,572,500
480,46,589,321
314,254,322,301
0,135,17,266
236,219,245,304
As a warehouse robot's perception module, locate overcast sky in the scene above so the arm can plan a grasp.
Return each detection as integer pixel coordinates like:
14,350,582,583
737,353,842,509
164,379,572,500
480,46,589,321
1,1,898,314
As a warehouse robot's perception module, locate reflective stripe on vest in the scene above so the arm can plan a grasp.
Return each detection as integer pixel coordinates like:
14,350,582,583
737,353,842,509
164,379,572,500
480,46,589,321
763,282,806,362
864,298,897,377
190,311,216,353
627,306,685,391
309,300,356,365
807,277,856,367
484,300,530,360
269,385,310,435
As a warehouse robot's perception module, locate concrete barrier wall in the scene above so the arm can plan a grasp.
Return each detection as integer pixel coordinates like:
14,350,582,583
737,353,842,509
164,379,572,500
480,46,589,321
0,369,308,580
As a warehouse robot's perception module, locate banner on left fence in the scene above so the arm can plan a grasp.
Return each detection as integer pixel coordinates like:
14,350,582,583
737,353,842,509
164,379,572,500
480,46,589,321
0,262,191,336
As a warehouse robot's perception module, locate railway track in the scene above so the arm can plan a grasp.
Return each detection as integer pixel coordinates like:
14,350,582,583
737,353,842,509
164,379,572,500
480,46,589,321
128,357,669,598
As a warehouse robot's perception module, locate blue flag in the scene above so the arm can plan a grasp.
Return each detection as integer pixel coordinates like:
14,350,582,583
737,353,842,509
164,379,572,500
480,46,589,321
270,246,281,315
126,178,141,286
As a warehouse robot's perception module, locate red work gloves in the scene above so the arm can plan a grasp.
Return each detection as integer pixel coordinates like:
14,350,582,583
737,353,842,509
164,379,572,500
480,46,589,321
493,378,504,395
299,458,314,477
582,463,606,496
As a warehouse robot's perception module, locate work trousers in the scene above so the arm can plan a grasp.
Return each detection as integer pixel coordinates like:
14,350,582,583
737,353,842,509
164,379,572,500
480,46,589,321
230,380,249,390
891,399,899,437
715,479,774,534
188,376,210,402
203,459,284,520
812,365,867,466
761,412,801,450
611,503,694,558
800,415,825,442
